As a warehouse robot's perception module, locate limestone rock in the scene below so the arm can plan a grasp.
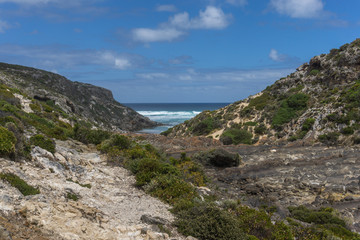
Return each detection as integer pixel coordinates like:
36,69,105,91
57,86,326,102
0,139,185,240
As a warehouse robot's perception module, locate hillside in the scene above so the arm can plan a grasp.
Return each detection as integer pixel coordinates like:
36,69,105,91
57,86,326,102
164,39,360,146
0,62,158,132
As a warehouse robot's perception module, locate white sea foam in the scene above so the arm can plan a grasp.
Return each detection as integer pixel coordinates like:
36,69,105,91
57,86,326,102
138,111,201,116
137,110,201,124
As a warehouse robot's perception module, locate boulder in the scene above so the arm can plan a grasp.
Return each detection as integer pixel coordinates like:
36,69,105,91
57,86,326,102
193,148,241,168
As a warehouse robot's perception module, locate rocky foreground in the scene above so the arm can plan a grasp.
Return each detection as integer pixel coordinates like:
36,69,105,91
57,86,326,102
1,133,360,239
139,134,360,233
0,139,188,240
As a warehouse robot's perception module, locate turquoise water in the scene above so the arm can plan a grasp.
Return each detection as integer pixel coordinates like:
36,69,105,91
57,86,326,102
124,103,229,134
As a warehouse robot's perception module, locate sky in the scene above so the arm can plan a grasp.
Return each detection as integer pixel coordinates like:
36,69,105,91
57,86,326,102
0,0,359,103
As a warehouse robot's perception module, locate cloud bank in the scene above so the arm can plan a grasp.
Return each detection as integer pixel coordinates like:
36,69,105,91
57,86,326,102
270,0,324,18
132,6,232,43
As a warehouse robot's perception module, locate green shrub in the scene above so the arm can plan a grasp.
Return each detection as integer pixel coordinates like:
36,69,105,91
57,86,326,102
176,160,207,186
254,123,267,135
248,93,272,110
29,103,41,112
302,118,315,132
244,121,257,126
318,132,340,146
326,113,350,125
341,126,354,135
309,69,320,76
99,134,131,152
0,126,16,157
146,174,197,204
221,128,253,145
193,148,240,168
192,117,220,136
73,124,111,145
66,192,79,201
0,173,40,196
272,94,309,129
287,93,309,110
161,127,173,136
175,202,247,240
272,102,296,128
288,206,346,227
30,134,56,153
131,158,167,186
233,205,293,240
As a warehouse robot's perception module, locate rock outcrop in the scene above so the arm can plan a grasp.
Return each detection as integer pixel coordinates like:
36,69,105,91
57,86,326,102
0,140,184,240
166,39,360,146
0,62,158,131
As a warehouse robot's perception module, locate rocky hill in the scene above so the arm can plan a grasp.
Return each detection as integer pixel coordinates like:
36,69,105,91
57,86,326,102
0,62,158,132
164,39,360,146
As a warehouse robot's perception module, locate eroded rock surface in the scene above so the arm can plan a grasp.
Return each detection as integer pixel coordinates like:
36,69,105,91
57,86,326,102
208,145,360,233
0,140,184,240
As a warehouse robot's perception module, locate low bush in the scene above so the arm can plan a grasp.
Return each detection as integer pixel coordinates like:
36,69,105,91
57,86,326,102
220,128,253,145
288,206,359,239
193,148,240,168
302,118,315,132
0,173,40,196
66,192,79,201
0,126,16,157
254,123,267,135
318,132,340,146
30,134,56,153
272,93,309,129
146,174,197,205
192,117,220,136
248,92,272,110
234,205,293,240
175,202,247,240
288,206,345,227
309,69,320,76
160,127,173,136
73,124,110,145
98,134,131,152
341,126,354,135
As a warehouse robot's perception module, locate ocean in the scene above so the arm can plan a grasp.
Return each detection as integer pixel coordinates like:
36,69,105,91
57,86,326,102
124,103,230,134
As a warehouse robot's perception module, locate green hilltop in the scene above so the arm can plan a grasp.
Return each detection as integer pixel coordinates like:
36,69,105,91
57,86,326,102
164,39,360,146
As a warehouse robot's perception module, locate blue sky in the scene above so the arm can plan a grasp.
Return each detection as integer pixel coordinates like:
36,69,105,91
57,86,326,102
0,0,359,103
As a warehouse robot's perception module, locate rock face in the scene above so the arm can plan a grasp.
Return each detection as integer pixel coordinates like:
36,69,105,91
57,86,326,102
204,145,360,233
0,140,184,240
0,62,158,131
140,134,360,233
166,39,360,146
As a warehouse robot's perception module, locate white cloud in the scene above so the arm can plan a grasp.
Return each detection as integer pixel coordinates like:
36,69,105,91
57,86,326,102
0,20,10,33
132,28,185,43
170,6,231,30
270,0,324,18
0,44,141,70
269,49,282,61
226,0,247,6
100,51,132,70
132,6,231,43
156,4,177,12
136,72,170,80
134,68,293,84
